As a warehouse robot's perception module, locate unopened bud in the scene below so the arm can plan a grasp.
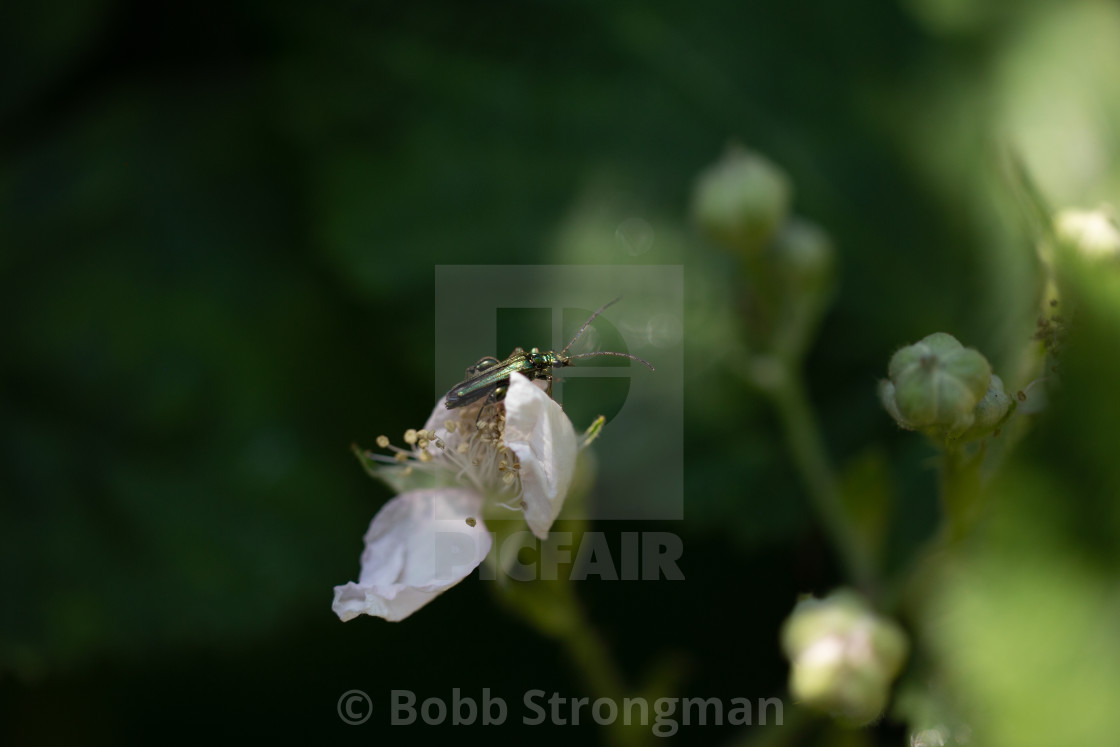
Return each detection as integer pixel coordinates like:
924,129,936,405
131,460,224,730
781,590,909,726
879,333,992,440
692,146,791,255
955,373,1015,441
771,218,836,302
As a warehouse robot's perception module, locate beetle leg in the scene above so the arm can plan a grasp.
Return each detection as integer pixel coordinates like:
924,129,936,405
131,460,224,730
475,385,508,428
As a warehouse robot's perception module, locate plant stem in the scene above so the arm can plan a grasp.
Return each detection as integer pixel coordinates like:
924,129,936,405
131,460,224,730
559,581,627,701
493,575,649,747
745,359,876,594
939,443,983,543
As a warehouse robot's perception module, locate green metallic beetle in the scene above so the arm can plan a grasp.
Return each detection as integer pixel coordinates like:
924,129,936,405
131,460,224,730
444,298,655,411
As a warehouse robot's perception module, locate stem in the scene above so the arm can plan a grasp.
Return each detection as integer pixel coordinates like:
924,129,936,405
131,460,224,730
492,574,650,747
556,586,628,703
743,359,876,594
881,441,986,612
557,600,654,747
939,443,983,543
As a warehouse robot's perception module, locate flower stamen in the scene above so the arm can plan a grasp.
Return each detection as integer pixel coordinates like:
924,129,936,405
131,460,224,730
366,401,524,499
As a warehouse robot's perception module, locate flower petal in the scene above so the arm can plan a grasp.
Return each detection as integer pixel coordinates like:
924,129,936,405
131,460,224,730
332,488,492,622
502,371,578,539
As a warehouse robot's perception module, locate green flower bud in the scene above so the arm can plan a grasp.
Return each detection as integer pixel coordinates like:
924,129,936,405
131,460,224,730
781,590,909,726
879,333,992,440
771,218,836,302
766,218,837,360
955,374,1015,441
692,146,791,255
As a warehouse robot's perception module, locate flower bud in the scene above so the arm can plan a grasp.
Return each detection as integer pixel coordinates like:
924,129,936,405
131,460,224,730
766,218,837,360
954,374,1015,440
692,146,791,255
879,333,992,439
770,218,836,302
781,590,909,726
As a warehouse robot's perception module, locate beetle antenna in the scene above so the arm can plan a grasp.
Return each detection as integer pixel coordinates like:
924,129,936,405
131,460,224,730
559,297,623,357
566,351,655,371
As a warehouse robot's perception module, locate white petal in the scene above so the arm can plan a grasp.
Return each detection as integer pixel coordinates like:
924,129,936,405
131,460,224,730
332,488,492,622
502,371,578,539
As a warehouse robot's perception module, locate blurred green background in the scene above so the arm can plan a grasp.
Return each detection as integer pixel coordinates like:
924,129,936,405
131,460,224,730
4,0,1120,744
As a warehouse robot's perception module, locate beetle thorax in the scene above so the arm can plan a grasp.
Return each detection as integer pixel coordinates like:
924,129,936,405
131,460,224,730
528,350,555,370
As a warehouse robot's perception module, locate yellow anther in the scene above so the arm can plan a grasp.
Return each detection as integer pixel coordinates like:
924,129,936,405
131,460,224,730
403,429,418,445
375,435,390,449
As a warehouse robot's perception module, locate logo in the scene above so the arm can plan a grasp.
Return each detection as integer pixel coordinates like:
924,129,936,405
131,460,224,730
337,689,372,725
434,265,683,522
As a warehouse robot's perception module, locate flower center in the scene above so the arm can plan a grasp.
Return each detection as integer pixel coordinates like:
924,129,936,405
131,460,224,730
371,402,522,499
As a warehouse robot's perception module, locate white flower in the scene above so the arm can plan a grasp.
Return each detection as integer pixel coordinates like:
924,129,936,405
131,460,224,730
333,372,579,622
504,371,579,539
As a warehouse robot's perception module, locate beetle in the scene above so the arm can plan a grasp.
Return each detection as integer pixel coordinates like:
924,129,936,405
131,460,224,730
444,297,655,411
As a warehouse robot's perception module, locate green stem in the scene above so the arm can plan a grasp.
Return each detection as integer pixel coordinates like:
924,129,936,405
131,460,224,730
881,441,986,612
493,574,649,747
560,592,629,706
939,443,983,543
743,359,876,594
